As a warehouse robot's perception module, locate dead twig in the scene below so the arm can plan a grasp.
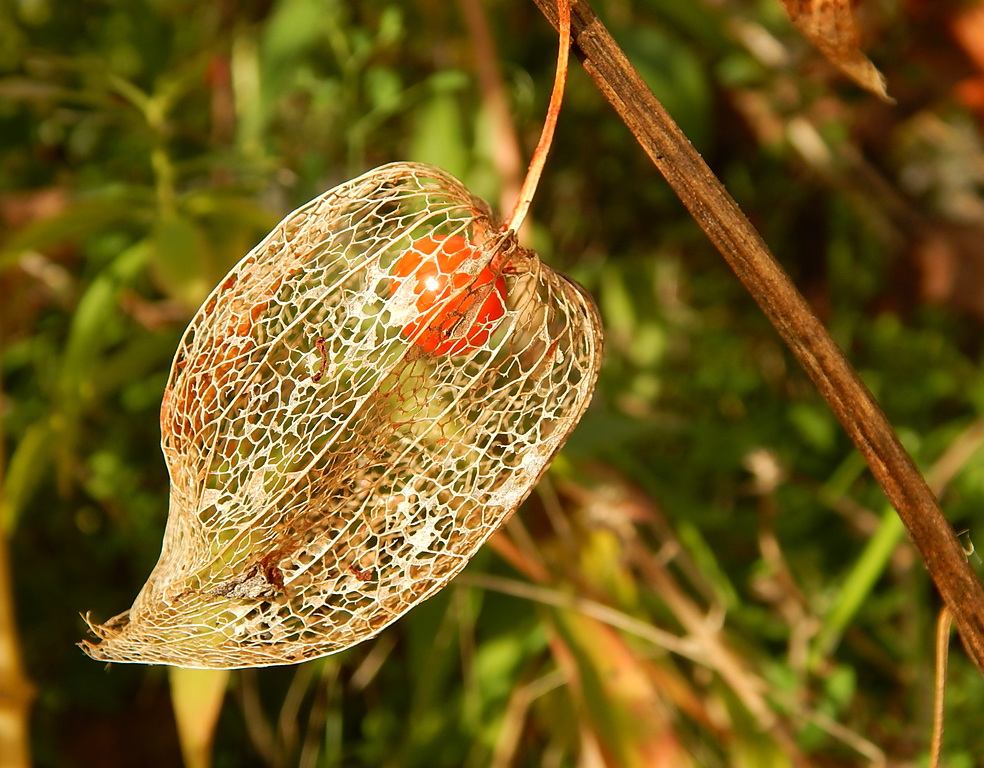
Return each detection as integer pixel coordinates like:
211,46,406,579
529,0,984,678
930,607,953,768
0,330,33,768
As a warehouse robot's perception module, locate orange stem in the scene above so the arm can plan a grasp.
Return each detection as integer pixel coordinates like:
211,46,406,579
504,0,570,233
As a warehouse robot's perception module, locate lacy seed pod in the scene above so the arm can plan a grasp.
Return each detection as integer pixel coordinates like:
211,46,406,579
81,163,603,669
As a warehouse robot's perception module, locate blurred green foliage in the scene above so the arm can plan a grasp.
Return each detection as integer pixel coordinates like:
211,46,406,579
3,0,984,765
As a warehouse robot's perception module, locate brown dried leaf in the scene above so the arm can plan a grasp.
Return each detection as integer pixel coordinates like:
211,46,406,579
549,617,699,768
780,0,893,102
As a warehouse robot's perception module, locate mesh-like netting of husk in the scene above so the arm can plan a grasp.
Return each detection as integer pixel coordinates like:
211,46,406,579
81,162,602,669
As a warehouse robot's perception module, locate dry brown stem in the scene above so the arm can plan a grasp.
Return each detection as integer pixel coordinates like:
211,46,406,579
930,607,953,768
456,0,525,218
505,0,570,233
529,0,984,678
0,335,33,768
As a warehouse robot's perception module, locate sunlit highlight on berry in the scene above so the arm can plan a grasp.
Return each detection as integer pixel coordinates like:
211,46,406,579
390,234,507,356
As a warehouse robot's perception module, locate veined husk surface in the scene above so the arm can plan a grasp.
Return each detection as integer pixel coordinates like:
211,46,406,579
82,163,602,669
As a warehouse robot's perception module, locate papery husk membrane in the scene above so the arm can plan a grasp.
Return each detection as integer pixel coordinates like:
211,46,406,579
81,163,602,669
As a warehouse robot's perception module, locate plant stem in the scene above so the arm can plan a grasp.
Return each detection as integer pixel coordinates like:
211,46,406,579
813,417,984,664
930,607,952,768
504,0,570,233
0,335,34,768
530,0,984,679
814,506,905,662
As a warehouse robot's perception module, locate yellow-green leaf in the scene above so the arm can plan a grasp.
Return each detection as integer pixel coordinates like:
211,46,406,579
169,667,230,768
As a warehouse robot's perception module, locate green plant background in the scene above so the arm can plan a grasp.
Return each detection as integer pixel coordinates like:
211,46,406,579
3,0,984,765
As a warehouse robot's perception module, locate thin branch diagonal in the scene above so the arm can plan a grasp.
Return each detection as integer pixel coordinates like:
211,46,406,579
530,0,984,677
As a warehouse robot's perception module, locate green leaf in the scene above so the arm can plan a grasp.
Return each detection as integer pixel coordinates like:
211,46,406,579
616,24,712,152
812,505,905,663
788,401,836,453
599,266,637,344
677,519,740,609
0,420,52,533
409,92,469,182
60,240,150,391
365,66,402,113
149,215,213,312
180,191,280,279
376,6,403,47
262,0,329,64
428,69,468,94
53,240,150,492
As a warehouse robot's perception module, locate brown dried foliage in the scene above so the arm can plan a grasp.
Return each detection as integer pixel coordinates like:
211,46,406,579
781,0,892,101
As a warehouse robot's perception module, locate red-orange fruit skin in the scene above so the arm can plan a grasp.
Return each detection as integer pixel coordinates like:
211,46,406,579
390,234,506,356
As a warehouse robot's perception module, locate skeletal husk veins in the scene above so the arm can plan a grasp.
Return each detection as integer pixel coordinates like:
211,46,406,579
81,163,602,669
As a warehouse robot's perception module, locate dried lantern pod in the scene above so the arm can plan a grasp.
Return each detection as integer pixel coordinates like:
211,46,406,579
82,163,603,668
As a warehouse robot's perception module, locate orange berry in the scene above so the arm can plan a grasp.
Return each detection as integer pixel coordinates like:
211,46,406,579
390,234,506,356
